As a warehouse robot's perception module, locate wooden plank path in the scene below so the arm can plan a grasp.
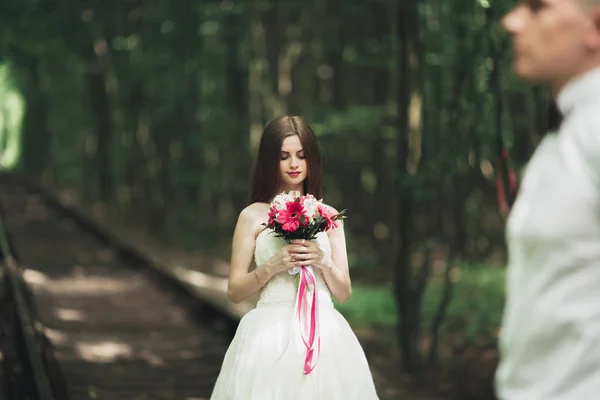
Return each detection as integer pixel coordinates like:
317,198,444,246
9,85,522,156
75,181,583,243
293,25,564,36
0,172,241,400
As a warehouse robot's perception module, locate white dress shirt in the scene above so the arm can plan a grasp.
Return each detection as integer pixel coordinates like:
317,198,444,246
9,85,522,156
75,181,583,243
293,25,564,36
496,66,600,400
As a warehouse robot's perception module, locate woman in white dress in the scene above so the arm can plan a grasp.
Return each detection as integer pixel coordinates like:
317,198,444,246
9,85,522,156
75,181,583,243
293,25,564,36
210,116,379,399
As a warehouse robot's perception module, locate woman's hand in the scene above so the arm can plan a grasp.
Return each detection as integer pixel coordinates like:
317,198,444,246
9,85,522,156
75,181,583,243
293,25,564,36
288,239,332,271
263,245,298,275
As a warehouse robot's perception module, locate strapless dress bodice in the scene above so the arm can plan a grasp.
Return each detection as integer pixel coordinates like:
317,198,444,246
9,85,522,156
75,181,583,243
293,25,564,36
254,229,333,308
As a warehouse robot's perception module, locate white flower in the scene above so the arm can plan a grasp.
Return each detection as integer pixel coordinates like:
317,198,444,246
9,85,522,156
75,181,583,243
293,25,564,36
271,192,294,210
271,192,322,217
302,195,319,217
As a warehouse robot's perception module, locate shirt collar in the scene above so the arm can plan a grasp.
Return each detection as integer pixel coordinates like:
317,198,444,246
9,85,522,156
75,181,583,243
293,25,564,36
556,66,600,118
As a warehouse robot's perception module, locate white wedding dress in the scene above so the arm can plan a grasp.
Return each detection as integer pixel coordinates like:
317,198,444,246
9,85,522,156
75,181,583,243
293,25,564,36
210,230,379,399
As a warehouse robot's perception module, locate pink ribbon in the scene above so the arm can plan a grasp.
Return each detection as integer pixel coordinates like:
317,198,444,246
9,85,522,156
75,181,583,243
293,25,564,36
295,266,320,374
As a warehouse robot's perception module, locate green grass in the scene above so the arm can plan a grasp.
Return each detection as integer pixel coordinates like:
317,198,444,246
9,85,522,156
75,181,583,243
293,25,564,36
335,265,506,340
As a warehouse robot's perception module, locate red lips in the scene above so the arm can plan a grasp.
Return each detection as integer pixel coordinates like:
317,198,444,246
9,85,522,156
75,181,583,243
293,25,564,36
288,172,301,177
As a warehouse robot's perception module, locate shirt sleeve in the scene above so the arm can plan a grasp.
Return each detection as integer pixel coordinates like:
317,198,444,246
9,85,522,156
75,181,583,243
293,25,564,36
562,104,600,192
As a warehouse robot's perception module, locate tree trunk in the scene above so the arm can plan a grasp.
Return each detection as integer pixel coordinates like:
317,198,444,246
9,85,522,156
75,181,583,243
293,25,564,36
393,0,424,376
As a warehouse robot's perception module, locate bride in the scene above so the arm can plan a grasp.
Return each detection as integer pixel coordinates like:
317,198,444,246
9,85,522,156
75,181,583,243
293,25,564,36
210,116,379,399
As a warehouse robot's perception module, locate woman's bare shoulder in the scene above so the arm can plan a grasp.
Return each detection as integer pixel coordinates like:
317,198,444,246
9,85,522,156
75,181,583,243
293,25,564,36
238,202,270,237
239,202,270,219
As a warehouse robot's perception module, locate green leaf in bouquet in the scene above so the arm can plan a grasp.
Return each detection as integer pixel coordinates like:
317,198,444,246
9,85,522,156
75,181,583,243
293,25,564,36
333,209,348,221
336,208,348,217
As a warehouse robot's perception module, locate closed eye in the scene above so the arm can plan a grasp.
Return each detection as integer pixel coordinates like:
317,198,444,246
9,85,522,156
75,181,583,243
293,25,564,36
523,0,545,12
280,151,305,160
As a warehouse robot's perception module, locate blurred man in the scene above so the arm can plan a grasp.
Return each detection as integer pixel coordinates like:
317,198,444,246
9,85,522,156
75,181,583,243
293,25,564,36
497,0,600,399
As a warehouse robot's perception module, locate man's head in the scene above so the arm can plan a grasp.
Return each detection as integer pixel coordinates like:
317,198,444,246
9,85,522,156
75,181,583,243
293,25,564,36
503,0,600,92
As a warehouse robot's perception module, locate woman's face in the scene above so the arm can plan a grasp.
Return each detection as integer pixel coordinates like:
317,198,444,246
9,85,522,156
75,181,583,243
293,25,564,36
279,135,307,192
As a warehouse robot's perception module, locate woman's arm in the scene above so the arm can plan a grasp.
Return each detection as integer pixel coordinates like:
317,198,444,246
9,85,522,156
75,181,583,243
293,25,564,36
227,208,273,303
321,218,352,303
227,206,296,304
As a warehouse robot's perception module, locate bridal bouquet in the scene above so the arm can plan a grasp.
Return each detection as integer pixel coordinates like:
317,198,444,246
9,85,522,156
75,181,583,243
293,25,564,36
264,192,346,287
263,192,346,374
264,192,346,245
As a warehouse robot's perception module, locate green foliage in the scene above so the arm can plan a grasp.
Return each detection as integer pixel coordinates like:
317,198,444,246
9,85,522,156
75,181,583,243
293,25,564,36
423,265,506,342
0,0,546,375
334,282,398,327
0,0,545,237
0,62,25,170
335,265,506,342
313,106,387,137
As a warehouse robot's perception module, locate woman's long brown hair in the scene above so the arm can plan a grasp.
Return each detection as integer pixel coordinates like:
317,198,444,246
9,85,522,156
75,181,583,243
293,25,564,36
248,116,323,204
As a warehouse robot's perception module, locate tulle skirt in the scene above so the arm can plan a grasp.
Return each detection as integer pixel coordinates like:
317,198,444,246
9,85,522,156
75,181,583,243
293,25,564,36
210,297,379,400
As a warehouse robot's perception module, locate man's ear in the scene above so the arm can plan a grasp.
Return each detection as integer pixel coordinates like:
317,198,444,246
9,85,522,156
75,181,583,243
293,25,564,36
587,7,600,49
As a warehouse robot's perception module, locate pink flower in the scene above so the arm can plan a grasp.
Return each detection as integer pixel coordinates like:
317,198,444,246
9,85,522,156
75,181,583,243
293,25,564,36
318,204,338,230
278,201,309,232
268,205,279,226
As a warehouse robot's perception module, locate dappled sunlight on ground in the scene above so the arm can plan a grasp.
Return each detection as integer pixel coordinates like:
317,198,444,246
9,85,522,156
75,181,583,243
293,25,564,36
138,349,165,366
55,307,85,322
23,267,139,295
75,340,133,363
45,327,183,368
22,268,49,285
172,266,227,291
171,265,256,316
44,328,69,345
